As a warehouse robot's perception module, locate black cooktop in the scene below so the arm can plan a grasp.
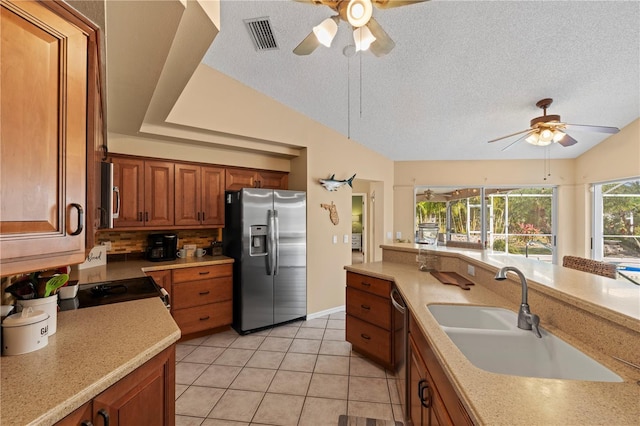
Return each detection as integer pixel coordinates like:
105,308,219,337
59,276,164,311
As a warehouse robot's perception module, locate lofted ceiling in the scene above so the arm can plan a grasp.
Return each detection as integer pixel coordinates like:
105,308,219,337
103,1,639,162
201,0,640,161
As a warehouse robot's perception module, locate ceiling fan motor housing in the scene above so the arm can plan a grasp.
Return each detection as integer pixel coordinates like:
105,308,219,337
531,114,561,128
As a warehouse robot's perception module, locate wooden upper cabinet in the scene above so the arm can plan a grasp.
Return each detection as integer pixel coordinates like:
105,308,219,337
113,157,145,227
226,168,288,191
112,157,174,228
225,168,256,191
0,0,93,276
175,164,201,227
201,166,225,225
257,170,289,190
175,164,224,227
145,160,174,227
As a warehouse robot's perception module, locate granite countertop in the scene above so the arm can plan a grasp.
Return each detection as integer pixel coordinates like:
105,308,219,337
0,298,181,425
70,255,234,286
346,256,640,425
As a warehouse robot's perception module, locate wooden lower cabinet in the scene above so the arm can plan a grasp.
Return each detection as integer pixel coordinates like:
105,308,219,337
170,264,233,336
408,314,473,426
345,272,394,369
56,345,175,426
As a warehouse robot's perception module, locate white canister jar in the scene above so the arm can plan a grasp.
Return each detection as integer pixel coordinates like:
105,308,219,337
2,308,49,356
17,294,58,335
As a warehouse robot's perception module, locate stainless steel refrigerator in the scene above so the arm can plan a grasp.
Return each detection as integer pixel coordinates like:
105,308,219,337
223,188,307,334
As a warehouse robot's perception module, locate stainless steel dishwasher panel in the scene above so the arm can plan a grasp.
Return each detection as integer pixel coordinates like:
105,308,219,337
391,286,408,421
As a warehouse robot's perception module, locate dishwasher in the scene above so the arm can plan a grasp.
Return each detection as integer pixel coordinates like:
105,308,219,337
390,286,408,420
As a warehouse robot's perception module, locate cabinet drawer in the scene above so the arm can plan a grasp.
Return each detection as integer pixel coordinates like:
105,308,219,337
346,314,391,366
346,272,391,299
173,301,232,335
346,287,391,330
173,264,232,283
173,277,232,309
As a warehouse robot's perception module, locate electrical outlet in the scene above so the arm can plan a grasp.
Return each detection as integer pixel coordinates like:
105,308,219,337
343,234,349,244
467,264,475,276
332,235,338,244
102,241,112,251
396,231,402,239
386,232,392,240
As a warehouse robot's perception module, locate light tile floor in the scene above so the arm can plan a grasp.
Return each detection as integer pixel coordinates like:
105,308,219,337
175,311,404,426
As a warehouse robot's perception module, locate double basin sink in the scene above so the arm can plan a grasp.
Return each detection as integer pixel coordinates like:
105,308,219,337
427,304,622,382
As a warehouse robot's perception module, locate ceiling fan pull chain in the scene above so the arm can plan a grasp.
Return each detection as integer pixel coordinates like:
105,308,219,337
347,55,351,139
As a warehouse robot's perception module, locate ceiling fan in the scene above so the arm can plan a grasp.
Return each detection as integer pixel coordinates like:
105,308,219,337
488,98,620,151
293,0,428,57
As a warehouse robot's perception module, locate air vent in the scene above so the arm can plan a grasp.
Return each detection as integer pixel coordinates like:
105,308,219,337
244,17,279,51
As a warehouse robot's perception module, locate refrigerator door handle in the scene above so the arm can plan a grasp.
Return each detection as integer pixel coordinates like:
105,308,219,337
274,210,280,276
267,209,276,276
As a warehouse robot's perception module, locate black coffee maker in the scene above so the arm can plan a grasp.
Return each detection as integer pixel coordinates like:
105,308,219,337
146,233,178,261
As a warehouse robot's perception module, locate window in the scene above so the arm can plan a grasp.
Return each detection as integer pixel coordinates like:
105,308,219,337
415,186,556,262
593,179,640,269
488,188,554,262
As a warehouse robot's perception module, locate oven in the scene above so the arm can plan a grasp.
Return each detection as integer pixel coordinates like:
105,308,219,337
59,276,170,311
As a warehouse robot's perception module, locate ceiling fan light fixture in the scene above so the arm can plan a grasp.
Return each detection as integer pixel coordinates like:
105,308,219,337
553,129,566,142
525,133,539,145
313,17,338,47
539,128,554,144
347,0,373,27
353,25,376,51
526,131,552,146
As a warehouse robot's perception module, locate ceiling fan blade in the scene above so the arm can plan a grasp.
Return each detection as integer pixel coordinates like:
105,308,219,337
373,0,429,9
293,31,320,56
367,17,395,57
293,0,332,5
500,131,534,152
557,133,578,147
487,128,532,143
564,123,620,134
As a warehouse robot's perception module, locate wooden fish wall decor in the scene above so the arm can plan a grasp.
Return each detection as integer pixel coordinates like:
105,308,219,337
321,202,339,225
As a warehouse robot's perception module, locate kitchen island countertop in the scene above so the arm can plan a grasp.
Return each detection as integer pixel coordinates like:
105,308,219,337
0,297,180,425
346,253,640,425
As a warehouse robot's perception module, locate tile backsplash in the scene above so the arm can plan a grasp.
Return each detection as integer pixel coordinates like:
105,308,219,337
95,229,222,254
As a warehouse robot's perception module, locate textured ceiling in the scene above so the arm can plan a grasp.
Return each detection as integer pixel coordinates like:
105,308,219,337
202,0,640,161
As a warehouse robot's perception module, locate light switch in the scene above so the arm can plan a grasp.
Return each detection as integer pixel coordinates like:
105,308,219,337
396,231,402,239
343,234,349,243
386,232,392,240
332,235,338,244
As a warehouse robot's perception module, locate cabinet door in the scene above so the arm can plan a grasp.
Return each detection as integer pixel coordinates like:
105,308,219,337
112,157,145,227
92,345,175,426
175,164,201,226
144,160,174,227
0,0,87,275
408,340,428,426
201,166,225,225
257,170,288,189
225,168,256,190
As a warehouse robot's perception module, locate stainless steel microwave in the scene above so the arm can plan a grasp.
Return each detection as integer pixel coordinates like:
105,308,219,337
99,161,119,228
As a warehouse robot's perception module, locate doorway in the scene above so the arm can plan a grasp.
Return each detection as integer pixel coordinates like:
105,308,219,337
352,193,367,264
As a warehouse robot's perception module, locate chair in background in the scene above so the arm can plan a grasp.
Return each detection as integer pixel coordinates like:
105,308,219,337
562,255,617,279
